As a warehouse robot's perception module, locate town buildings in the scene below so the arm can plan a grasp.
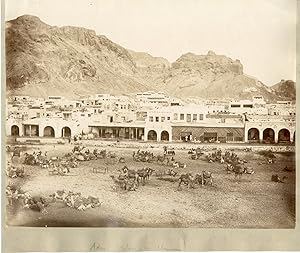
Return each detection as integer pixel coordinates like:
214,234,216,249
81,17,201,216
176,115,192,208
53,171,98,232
6,93,296,144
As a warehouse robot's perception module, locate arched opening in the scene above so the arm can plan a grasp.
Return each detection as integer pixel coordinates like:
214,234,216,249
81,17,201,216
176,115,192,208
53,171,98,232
248,128,259,142
11,125,19,136
147,130,157,141
62,126,71,138
263,128,275,144
161,131,170,141
278,129,290,143
44,126,55,137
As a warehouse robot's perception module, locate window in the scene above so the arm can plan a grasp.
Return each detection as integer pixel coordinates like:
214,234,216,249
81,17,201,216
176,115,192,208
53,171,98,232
161,117,165,122
180,114,184,120
193,114,197,121
149,116,153,122
199,114,203,120
174,113,178,120
167,117,170,120
187,114,191,122
231,104,241,108
156,117,159,122
243,104,253,108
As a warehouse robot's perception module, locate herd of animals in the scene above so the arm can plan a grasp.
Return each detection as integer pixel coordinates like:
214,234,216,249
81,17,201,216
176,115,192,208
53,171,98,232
6,183,101,213
5,144,293,213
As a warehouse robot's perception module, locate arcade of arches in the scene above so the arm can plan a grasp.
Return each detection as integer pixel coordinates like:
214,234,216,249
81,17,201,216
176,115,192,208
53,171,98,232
9,123,295,143
247,128,295,143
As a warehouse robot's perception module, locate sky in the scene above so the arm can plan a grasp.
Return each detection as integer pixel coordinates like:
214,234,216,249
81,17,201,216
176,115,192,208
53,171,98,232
5,0,297,86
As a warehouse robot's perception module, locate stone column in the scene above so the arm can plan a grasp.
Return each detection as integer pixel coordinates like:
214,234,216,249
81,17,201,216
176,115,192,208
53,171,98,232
244,128,248,143
135,128,138,140
259,129,263,143
274,131,279,144
290,131,294,143
38,125,43,137
62,127,65,138
157,131,161,142
54,127,58,138
19,124,24,137
29,125,32,137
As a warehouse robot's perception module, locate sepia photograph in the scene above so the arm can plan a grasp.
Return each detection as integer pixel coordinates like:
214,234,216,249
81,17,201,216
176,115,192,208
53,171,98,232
3,0,296,230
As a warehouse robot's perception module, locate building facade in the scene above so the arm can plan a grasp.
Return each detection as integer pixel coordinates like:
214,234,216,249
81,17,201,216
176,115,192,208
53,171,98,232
6,93,296,144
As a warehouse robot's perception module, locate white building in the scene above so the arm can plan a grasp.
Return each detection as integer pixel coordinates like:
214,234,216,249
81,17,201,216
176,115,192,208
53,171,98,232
229,96,268,115
136,91,170,107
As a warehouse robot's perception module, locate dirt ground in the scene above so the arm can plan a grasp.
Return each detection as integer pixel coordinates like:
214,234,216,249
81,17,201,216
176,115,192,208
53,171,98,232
5,141,296,228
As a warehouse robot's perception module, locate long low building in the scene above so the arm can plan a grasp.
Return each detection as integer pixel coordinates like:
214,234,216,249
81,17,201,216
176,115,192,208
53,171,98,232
6,109,296,144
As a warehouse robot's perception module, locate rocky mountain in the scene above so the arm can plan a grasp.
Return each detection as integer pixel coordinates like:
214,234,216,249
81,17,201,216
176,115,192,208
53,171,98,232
6,15,151,98
270,80,296,101
148,51,278,101
5,15,295,101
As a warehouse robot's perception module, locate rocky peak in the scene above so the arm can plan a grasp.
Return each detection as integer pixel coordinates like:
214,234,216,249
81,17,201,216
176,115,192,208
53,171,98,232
172,51,243,75
129,50,170,69
11,15,49,28
207,50,216,56
271,79,296,100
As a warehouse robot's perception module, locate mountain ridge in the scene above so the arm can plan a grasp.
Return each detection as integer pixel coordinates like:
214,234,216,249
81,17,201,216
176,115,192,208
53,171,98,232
6,15,295,101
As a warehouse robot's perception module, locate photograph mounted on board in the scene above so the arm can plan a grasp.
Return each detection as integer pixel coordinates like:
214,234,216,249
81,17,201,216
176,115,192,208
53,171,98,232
4,0,296,228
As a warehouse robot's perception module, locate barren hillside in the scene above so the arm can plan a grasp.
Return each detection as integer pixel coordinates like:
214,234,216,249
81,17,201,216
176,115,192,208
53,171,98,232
6,15,295,101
